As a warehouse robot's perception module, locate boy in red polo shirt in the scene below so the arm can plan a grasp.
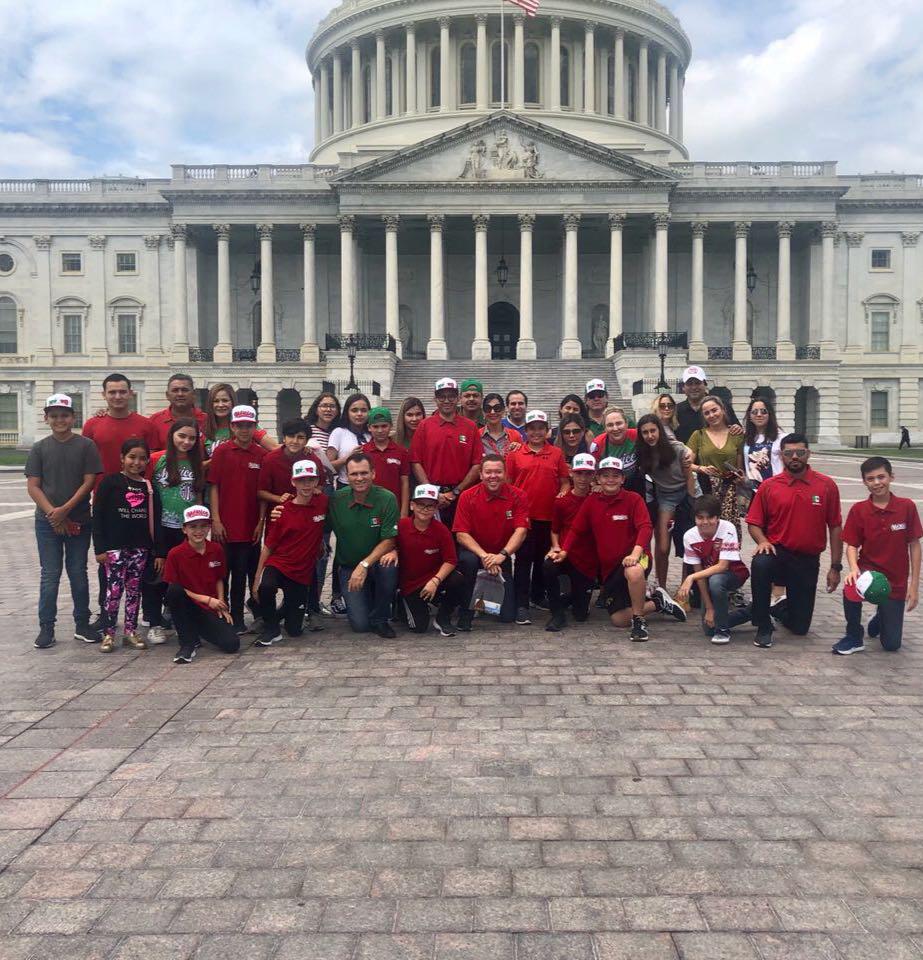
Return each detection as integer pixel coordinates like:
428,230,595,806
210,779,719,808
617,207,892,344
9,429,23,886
163,506,240,664
506,410,570,625
362,407,410,518
397,484,463,637
835,456,921,655
258,418,324,513
253,459,328,647
207,405,267,634
559,457,686,641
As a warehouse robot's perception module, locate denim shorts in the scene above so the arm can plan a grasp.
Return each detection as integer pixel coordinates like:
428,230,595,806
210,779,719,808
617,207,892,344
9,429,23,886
655,487,688,514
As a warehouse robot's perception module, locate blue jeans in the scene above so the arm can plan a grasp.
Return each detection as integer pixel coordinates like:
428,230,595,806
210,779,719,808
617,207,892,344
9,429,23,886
844,595,905,651
338,562,400,632
35,516,91,627
699,570,744,633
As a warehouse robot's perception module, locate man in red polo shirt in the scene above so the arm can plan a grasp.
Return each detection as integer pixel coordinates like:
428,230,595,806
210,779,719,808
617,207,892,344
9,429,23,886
207,405,268,633
149,374,207,449
506,409,570,624
362,407,410,518
744,432,843,648
453,454,529,629
410,378,482,528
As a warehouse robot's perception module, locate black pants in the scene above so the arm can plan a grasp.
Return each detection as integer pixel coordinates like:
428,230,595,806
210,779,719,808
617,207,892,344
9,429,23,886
456,548,516,623
542,558,593,621
165,583,240,653
258,566,309,635
96,564,108,624
514,520,552,609
750,545,820,634
402,569,466,632
142,527,185,628
223,541,259,622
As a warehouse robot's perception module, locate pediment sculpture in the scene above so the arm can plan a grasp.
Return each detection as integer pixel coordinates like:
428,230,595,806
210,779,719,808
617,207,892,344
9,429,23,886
459,132,543,181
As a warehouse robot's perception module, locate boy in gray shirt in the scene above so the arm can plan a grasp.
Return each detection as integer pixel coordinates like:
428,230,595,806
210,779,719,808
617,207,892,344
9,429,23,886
25,394,102,649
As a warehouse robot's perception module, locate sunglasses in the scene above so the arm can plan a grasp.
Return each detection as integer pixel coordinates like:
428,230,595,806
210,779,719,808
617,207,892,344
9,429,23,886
562,428,583,436
587,391,606,399
782,449,809,459
484,403,503,413
658,402,675,410
750,408,769,416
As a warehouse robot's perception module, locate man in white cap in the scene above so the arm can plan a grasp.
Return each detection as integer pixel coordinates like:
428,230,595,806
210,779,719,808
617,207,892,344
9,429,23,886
410,377,482,527
26,394,104,649
675,366,741,444
584,379,609,435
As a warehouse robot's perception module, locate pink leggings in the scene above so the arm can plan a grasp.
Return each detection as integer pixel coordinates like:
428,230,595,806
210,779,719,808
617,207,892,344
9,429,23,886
103,548,148,636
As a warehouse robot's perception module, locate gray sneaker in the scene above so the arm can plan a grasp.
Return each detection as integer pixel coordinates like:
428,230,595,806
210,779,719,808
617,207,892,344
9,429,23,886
515,607,532,625
34,625,56,649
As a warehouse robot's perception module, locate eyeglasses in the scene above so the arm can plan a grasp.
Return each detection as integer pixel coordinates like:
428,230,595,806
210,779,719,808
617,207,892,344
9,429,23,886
414,501,438,509
587,391,606,399
750,408,769,416
562,428,583,436
484,403,503,413
658,402,675,410
781,449,809,459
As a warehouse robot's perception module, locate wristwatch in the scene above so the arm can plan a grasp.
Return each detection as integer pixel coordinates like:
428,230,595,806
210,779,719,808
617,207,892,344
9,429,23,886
830,562,843,572
360,560,370,570
499,548,510,558
451,486,461,496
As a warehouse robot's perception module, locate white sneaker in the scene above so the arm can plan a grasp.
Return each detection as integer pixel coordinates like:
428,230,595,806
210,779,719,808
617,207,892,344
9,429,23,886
146,625,171,645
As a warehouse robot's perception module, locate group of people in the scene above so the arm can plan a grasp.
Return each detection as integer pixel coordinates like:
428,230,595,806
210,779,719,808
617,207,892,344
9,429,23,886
26,365,920,663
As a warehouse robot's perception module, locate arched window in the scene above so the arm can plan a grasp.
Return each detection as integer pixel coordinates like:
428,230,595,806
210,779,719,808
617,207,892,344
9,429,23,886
0,296,17,354
491,40,509,105
385,56,393,115
429,46,441,108
459,42,476,106
524,41,540,105
362,64,372,122
559,44,571,108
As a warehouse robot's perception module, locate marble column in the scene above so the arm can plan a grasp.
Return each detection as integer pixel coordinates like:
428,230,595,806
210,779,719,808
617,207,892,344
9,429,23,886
405,24,417,114
213,224,232,362
351,41,362,127
143,234,164,357
319,61,330,140
313,77,321,145
901,232,920,358
638,39,649,126
668,59,679,138
390,49,401,115
583,21,596,113
820,221,838,358
513,14,525,110
472,215,491,359
677,69,684,140
339,215,357,336
550,18,561,110
427,215,447,359
561,214,582,359
300,224,320,362
383,216,401,357
776,221,796,361
656,49,667,131
841,231,864,356
375,33,387,120
688,221,708,362
439,18,451,112
517,214,536,359
256,223,275,362
606,213,625,356
732,221,751,360
170,224,189,362
614,29,626,119
332,52,344,132
653,214,669,334
32,236,54,363
476,15,488,110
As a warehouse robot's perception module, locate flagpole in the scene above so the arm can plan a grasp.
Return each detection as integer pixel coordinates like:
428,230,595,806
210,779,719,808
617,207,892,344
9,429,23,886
500,0,505,109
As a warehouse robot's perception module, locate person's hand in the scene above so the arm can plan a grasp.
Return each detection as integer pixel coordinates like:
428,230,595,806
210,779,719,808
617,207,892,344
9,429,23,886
546,547,560,562
553,550,567,564
754,541,776,556
251,521,264,544
509,441,522,453
420,577,439,602
45,505,69,526
154,557,164,574
212,519,227,543
95,552,108,564
438,491,455,508
622,554,639,568
682,450,694,469
348,565,368,591
280,492,294,503
482,553,503,573
556,489,568,498
826,567,841,593
703,608,715,628
94,407,107,418
907,586,918,612
270,505,283,522
677,576,694,602
219,608,233,623
843,569,859,588
729,424,744,437
380,550,398,567
702,465,721,478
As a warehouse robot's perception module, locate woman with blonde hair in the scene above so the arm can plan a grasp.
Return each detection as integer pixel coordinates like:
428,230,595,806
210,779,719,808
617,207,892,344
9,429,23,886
651,393,679,438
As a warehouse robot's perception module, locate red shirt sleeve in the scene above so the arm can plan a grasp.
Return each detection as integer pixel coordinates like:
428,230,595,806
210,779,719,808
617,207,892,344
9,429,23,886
555,447,569,481
409,420,426,466
908,502,923,540
438,521,458,565
257,458,274,493
631,493,654,549
511,487,531,529
162,548,179,584
147,451,165,482
825,478,842,529
551,497,564,536
399,447,411,478
842,503,863,547
745,482,768,530
264,506,284,550
468,425,482,469
506,450,520,487
207,445,226,486
452,489,473,535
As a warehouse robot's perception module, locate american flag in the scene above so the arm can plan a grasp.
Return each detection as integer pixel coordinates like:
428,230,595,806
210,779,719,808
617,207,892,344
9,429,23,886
505,0,539,16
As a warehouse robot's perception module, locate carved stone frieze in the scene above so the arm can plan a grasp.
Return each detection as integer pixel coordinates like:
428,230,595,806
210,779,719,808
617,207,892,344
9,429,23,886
459,131,543,181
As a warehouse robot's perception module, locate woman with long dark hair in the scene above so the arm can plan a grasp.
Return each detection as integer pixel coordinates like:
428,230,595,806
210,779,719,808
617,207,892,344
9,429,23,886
203,383,277,459
305,391,341,482
327,393,371,485
551,394,590,443
743,397,783,485
688,395,745,537
554,413,589,465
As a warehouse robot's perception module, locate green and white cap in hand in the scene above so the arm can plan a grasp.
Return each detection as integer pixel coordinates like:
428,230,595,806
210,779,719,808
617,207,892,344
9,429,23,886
846,570,891,605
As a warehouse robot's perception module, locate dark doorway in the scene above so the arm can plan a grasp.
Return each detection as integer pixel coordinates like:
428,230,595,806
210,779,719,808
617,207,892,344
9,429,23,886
794,386,819,442
488,301,520,359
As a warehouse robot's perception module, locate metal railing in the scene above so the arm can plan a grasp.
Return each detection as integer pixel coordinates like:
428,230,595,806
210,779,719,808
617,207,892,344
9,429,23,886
796,345,821,360
0,430,19,447
752,346,778,360
321,379,382,398
189,348,214,362
708,346,732,360
612,332,688,352
325,333,397,352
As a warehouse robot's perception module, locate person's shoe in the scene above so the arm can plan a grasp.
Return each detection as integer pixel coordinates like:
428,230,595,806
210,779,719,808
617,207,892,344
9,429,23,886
374,623,397,639
146,625,170,645
330,596,347,617
74,621,102,644
123,632,147,650
867,613,880,638
832,636,865,656
515,607,532,625
88,615,108,635
711,629,732,645
729,590,748,609
34,625,56,649
318,601,333,617
254,626,281,647
232,618,247,636
629,616,649,642
173,645,196,664
769,596,788,623
100,633,118,653
304,614,324,633
753,627,774,648
545,613,565,633
434,617,456,638
652,587,687,623
456,612,474,632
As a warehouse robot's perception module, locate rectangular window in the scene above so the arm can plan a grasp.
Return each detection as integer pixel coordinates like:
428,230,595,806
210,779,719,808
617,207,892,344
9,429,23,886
117,313,138,354
63,314,83,354
0,394,17,432
870,248,891,270
870,312,890,352
115,252,137,274
69,393,85,428
870,391,889,429
61,252,82,273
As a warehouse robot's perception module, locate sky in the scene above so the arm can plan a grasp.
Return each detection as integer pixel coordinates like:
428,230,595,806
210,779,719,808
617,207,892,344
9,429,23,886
1,0,921,178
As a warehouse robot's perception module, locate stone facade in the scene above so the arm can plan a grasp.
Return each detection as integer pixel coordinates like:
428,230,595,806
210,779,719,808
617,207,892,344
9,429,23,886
0,0,921,447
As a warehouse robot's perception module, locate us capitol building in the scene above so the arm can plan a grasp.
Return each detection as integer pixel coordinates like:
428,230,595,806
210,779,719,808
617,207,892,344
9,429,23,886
2,0,922,446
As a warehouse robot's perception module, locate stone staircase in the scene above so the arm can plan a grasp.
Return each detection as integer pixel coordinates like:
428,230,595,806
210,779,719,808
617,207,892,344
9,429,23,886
385,359,632,418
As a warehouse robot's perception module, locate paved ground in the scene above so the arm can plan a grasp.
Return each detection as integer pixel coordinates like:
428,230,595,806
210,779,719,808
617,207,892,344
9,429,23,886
0,454,922,960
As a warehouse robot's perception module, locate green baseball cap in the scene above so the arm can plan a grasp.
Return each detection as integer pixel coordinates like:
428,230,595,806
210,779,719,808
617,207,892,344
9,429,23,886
460,378,483,393
368,406,392,424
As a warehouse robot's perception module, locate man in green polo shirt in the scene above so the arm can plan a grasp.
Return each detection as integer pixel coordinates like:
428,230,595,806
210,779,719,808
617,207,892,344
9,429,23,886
327,450,399,637
459,379,486,427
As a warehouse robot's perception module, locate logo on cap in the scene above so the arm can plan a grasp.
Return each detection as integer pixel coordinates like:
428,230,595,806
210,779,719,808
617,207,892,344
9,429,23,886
434,377,458,393
571,453,597,472
292,459,318,479
231,405,257,423
525,410,548,425
585,379,606,394
682,365,707,383
413,483,440,501
183,505,211,524
598,456,624,472
44,393,73,410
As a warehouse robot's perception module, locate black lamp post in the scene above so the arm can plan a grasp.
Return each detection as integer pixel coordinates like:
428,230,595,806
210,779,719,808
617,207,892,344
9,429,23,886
249,260,260,295
345,334,359,391
746,260,757,295
655,332,671,390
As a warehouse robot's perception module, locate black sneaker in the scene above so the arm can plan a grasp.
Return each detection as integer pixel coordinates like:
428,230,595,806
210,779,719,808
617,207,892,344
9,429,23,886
34,625,56,649
304,615,324,633
254,626,281,647
769,597,788,623
652,587,687,623
630,616,649,642
88,615,108,634
232,618,247,636
754,627,774,648
515,607,532,625
434,618,456,638
545,613,565,633
375,623,397,639
74,621,102,644
867,613,880,638
456,612,474,632
173,645,196,664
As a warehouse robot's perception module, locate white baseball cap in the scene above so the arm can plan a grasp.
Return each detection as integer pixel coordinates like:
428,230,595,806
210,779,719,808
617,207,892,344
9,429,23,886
44,393,73,411
413,483,440,502
598,456,625,472
571,453,597,472
585,379,607,395
682,365,707,383
292,459,318,479
183,505,211,524
230,404,257,424
525,410,548,425
434,377,458,393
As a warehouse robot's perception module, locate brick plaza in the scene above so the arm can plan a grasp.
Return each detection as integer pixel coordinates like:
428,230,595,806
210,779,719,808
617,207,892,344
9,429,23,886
0,455,922,960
